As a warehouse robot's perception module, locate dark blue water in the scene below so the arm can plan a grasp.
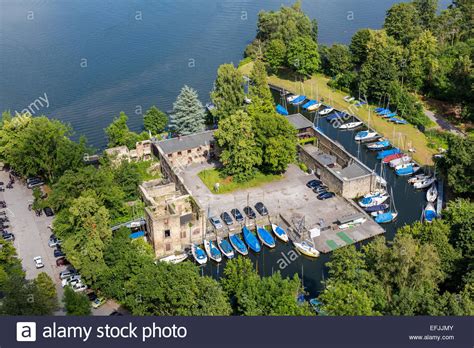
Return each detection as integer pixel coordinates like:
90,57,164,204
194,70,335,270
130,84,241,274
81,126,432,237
0,0,449,148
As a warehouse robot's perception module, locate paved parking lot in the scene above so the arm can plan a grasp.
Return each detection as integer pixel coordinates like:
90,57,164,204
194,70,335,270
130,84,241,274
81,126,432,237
0,170,121,315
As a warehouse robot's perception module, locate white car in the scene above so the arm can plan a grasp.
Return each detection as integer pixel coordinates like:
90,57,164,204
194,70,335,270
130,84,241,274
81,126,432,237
62,275,81,287
209,216,223,229
33,256,44,269
72,282,87,292
48,238,61,248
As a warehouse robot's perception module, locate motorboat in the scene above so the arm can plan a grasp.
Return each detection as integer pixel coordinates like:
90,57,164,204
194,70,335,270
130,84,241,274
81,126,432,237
367,139,391,150
358,191,389,208
293,240,320,258
242,226,261,253
426,184,438,202
217,237,235,259
319,107,334,115
256,226,276,248
287,94,300,102
376,148,401,160
307,102,322,111
191,244,208,265
408,174,432,184
413,177,436,189
389,155,412,168
382,152,404,164
354,130,379,142
395,163,420,176
271,224,289,243
204,239,222,263
423,203,437,223
364,203,389,213
338,121,363,130
158,253,188,264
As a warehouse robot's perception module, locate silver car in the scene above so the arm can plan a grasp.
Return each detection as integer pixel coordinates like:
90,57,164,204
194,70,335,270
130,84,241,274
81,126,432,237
209,216,223,229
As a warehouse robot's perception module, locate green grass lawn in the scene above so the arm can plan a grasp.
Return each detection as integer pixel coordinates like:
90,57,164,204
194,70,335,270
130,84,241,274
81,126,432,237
198,168,283,194
136,160,161,182
240,62,437,166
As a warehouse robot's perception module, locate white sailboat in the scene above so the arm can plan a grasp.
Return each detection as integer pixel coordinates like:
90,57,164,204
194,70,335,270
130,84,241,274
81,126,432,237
413,177,436,189
338,121,363,130
426,184,438,202
293,240,320,258
319,106,334,115
203,239,222,263
159,253,188,264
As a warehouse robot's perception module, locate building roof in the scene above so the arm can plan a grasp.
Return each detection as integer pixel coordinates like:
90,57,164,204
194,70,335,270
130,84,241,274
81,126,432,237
156,130,215,154
287,113,314,130
336,161,370,179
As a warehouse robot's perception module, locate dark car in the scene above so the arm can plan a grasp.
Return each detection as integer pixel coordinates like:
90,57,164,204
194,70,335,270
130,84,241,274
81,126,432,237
220,212,233,225
56,257,70,266
231,208,244,222
313,186,328,194
54,249,65,258
87,292,98,301
317,192,335,200
306,179,323,189
109,311,123,316
254,202,268,216
243,206,256,219
2,233,14,241
44,207,54,217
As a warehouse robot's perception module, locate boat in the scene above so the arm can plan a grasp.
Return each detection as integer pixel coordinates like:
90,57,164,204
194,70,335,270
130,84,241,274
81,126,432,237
374,211,398,223
338,121,363,130
276,104,289,115
390,117,408,124
375,175,387,187
242,226,261,253
426,184,438,202
204,239,222,263
302,100,317,109
191,244,207,265
382,152,404,164
159,253,188,264
423,203,437,223
377,109,392,115
318,107,334,115
381,112,397,118
228,232,248,256
339,217,367,229
343,96,355,102
358,191,390,208
395,163,420,176
287,94,299,102
366,139,391,150
307,102,322,111
354,130,379,142
408,174,432,184
256,226,276,248
413,177,436,190
364,203,389,213
271,224,289,242
326,112,347,121
217,236,235,259
376,148,401,160
205,102,216,112
290,95,306,105
309,298,325,315
389,155,412,168
293,240,320,258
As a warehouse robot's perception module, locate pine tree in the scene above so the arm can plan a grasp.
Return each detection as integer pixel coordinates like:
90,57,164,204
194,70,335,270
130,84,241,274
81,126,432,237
170,85,206,135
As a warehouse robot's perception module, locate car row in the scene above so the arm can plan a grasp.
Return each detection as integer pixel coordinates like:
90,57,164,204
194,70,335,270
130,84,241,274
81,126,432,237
307,179,335,200
209,202,269,229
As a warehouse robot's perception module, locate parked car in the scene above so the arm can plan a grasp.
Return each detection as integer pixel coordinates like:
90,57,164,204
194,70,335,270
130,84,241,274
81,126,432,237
26,177,41,184
220,212,233,225
2,232,15,242
27,180,44,189
56,257,70,266
243,206,256,219
209,216,223,229
254,202,268,216
59,269,78,280
231,208,244,222
48,237,61,248
313,186,328,194
54,249,65,258
72,282,87,292
43,207,54,217
92,297,106,309
87,291,98,301
109,311,123,316
62,275,81,287
33,256,44,269
306,179,323,189
317,192,335,200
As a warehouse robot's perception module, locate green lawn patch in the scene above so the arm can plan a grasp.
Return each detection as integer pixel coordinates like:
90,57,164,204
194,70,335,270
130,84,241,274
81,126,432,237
198,168,283,194
135,160,161,182
326,240,339,250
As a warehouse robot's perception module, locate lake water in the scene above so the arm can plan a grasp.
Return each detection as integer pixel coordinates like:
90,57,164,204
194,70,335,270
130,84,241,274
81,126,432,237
1,0,448,298
0,0,449,149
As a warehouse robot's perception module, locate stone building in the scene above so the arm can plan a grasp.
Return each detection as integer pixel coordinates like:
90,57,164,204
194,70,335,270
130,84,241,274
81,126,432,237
105,139,153,165
139,179,205,258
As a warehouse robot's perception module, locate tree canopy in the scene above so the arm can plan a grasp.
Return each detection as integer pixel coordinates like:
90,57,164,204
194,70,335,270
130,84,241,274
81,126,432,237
170,85,206,135
210,64,245,119
144,106,168,135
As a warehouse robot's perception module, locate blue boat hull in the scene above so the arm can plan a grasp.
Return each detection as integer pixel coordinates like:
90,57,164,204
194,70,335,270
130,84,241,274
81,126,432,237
243,227,261,252
256,227,275,248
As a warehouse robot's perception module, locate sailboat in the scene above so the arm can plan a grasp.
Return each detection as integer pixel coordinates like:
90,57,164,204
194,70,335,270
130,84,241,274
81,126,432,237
293,240,320,258
358,191,390,208
307,102,322,111
374,188,398,223
318,106,334,115
159,253,188,264
408,173,432,184
287,94,300,103
413,177,436,190
216,236,235,259
382,152,404,164
423,203,437,223
256,226,276,248
228,232,248,256
389,155,412,168
204,239,222,263
271,224,289,242
276,104,289,115
426,184,438,202
338,121,363,130
354,130,379,142
395,163,420,176
364,203,389,213
242,226,261,253
366,139,391,150
191,244,208,265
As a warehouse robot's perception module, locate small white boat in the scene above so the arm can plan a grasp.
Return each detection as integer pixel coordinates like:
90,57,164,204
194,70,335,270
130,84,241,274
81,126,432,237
287,94,300,102
338,217,367,229
358,191,390,208
389,155,412,168
319,107,334,115
338,121,363,130
271,224,289,243
307,102,322,111
204,239,222,263
426,184,438,202
191,244,208,265
413,177,436,189
408,174,432,184
293,240,320,258
354,130,379,142
423,203,437,223
159,253,188,264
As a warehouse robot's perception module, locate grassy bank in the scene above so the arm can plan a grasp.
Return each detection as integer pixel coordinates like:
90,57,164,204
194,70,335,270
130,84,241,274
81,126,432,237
240,62,436,165
198,168,282,194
